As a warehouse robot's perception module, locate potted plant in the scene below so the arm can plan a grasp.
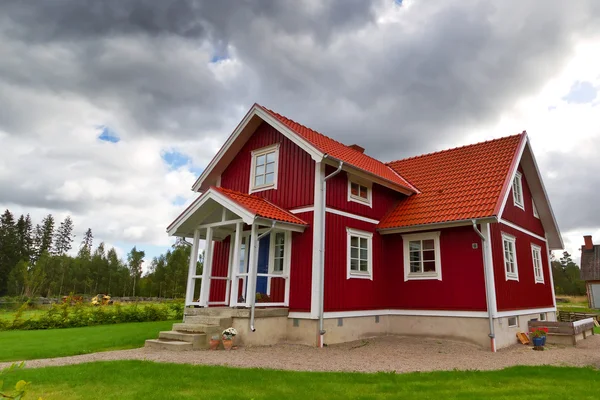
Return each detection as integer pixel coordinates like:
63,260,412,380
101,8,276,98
530,328,547,349
209,335,220,350
222,327,237,350
255,293,271,303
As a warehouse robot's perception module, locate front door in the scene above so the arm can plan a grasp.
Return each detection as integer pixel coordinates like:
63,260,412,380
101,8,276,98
256,234,270,296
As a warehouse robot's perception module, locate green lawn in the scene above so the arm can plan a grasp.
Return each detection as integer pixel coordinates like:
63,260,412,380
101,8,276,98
0,308,47,321
2,362,599,400
0,321,176,362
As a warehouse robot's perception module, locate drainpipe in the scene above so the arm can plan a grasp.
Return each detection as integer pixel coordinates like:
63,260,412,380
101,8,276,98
250,220,276,332
318,157,343,347
472,220,496,353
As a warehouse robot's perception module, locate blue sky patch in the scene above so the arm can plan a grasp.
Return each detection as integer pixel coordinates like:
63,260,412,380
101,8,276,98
98,126,120,143
162,150,191,169
173,195,188,206
562,81,597,104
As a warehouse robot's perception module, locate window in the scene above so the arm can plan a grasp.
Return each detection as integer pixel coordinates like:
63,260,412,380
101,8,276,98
347,177,372,207
502,233,519,281
531,244,544,284
271,232,285,273
532,199,539,218
512,171,524,209
402,231,442,281
539,313,547,321
250,144,279,193
346,228,373,279
507,316,518,327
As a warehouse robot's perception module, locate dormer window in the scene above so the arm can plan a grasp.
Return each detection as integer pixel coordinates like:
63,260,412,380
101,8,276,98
512,171,524,209
250,144,279,193
347,177,372,207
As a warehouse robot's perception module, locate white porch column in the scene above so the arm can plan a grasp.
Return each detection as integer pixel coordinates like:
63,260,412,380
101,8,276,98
199,226,214,307
229,221,243,306
185,228,201,306
246,223,258,308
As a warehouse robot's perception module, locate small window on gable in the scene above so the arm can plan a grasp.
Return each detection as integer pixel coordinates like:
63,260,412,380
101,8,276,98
502,233,519,281
347,177,372,207
402,231,442,281
532,199,539,218
346,228,373,280
531,244,544,284
250,144,279,193
512,171,524,209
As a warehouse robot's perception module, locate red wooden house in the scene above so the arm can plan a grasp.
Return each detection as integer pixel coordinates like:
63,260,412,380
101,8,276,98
165,103,562,351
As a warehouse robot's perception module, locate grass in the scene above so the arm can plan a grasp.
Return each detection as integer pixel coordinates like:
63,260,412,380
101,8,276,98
0,308,47,321
1,361,599,400
0,320,176,362
556,295,598,314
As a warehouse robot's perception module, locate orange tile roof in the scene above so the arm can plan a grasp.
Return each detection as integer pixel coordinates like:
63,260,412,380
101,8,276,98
256,104,417,193
213,186,307,225
379,133,526,229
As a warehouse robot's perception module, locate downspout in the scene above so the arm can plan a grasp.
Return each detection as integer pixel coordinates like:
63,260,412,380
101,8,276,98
472,220,496,352
318,157,343,347
250,220,276,332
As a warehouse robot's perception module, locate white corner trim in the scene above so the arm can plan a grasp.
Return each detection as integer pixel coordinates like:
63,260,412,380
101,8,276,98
546,248,557,307
289,206,315,214
401,231,442,282
325,207,379,224
482,223,498,316
498,219,547,242
310,162,324,319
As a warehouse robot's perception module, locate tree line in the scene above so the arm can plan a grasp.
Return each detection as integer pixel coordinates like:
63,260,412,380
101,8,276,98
0,209,199,299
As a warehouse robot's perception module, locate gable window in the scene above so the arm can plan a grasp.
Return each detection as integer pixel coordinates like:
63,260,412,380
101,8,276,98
531,244,544,284
347,177,372,207
502,233,519,281
346,228,373,279
250,144,279,193
402,231,442,281
532,199,539,218
512,171,524,209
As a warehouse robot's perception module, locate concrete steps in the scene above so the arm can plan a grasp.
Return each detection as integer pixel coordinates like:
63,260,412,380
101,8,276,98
172,323,222,335
159,331,207,349
144,339,193,351
185,315,232,326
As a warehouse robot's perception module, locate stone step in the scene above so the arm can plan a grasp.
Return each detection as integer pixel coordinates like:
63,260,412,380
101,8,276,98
184,315,232,326
172,323,222,335
159,331,207,349
144,339,193,351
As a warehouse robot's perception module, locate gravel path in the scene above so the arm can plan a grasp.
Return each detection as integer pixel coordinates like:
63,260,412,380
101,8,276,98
3,335,600,373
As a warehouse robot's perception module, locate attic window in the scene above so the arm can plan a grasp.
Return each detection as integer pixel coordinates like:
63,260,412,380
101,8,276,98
532,199,539,218
250,144,279,193
348,177,372,207
512,171,524,210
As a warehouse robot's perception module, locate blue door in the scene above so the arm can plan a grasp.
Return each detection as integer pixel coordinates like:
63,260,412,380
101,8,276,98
256,234,270,295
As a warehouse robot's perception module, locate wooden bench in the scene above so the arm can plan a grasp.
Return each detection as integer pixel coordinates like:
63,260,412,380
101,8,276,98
528,318,595,346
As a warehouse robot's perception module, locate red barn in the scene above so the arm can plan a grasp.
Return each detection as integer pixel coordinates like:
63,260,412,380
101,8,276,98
164,103,562,351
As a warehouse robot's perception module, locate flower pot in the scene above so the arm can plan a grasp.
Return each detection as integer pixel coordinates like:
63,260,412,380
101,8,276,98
222,338,234,350
209,339,220,350
541,336,546,346
532,337,544,347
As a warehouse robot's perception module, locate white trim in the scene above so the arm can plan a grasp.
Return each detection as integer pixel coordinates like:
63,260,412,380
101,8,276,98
249,143,280,193
347,176,372,208
501,232,519,281
289,206,314,214
401,231,442,281
184,229,201,306
512,171,525,210
199,227,214,306
498,138,528,218
379,217,497,234
531,244,544,284
547,247,557,307
573,317,594,328
310,162,324,319
229,222,243,306
198,219,244,229
532,199,539,219
482,223,498,316
346,228,373,280
498,218,547,242
325,207,379,224
494,307,556,318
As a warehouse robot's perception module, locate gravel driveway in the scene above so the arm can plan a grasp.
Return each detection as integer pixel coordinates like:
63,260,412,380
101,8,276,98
3,335,600,373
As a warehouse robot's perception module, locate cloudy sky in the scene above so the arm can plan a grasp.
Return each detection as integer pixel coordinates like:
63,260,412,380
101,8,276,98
1,0,599,266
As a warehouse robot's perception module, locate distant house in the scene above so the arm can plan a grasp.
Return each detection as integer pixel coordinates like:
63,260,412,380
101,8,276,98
581,236,600,309
161,103,563,352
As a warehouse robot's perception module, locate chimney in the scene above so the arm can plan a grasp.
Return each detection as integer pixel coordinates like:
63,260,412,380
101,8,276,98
348,144,365,153
583,235,594,250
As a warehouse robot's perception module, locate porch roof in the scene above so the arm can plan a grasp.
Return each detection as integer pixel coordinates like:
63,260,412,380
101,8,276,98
167,186,307,238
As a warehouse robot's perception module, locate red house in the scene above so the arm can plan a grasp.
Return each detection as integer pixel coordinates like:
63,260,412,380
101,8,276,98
163,103,562,352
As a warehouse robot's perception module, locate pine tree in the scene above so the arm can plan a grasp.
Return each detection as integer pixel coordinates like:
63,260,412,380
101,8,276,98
127,246,145,297
0,209,19,295
53,216,74,256
33,214,55,260
78,228,93,259
15,214,34,262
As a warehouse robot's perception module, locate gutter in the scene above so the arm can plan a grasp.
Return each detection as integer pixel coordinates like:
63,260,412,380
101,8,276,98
472,220,497,353
250,220,276,332
318,156,343,347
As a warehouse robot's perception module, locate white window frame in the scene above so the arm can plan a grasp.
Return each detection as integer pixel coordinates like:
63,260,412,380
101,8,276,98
268,230,291,275
531,244,544,284
502,232,519,281
532,199,539,218
347,176,372,207
539,313,547,321
402,231,442,281
249,144,279,193
346,228,373,280
512,171,524,210
507,316,518,327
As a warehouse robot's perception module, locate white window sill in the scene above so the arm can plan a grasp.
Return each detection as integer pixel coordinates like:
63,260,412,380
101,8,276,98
347,272,372,280
505,274,519,281
348,195,372,208
250,184,275,194
535,279,545,284
405,274,441,281
513,201,525,210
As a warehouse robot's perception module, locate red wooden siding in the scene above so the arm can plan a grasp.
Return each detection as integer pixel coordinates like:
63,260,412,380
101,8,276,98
208,237,231,303
490,222,554,311
325,167,403,220
220,121,315,210
501,166,545,236
383,226,488,311
289,211,313,312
